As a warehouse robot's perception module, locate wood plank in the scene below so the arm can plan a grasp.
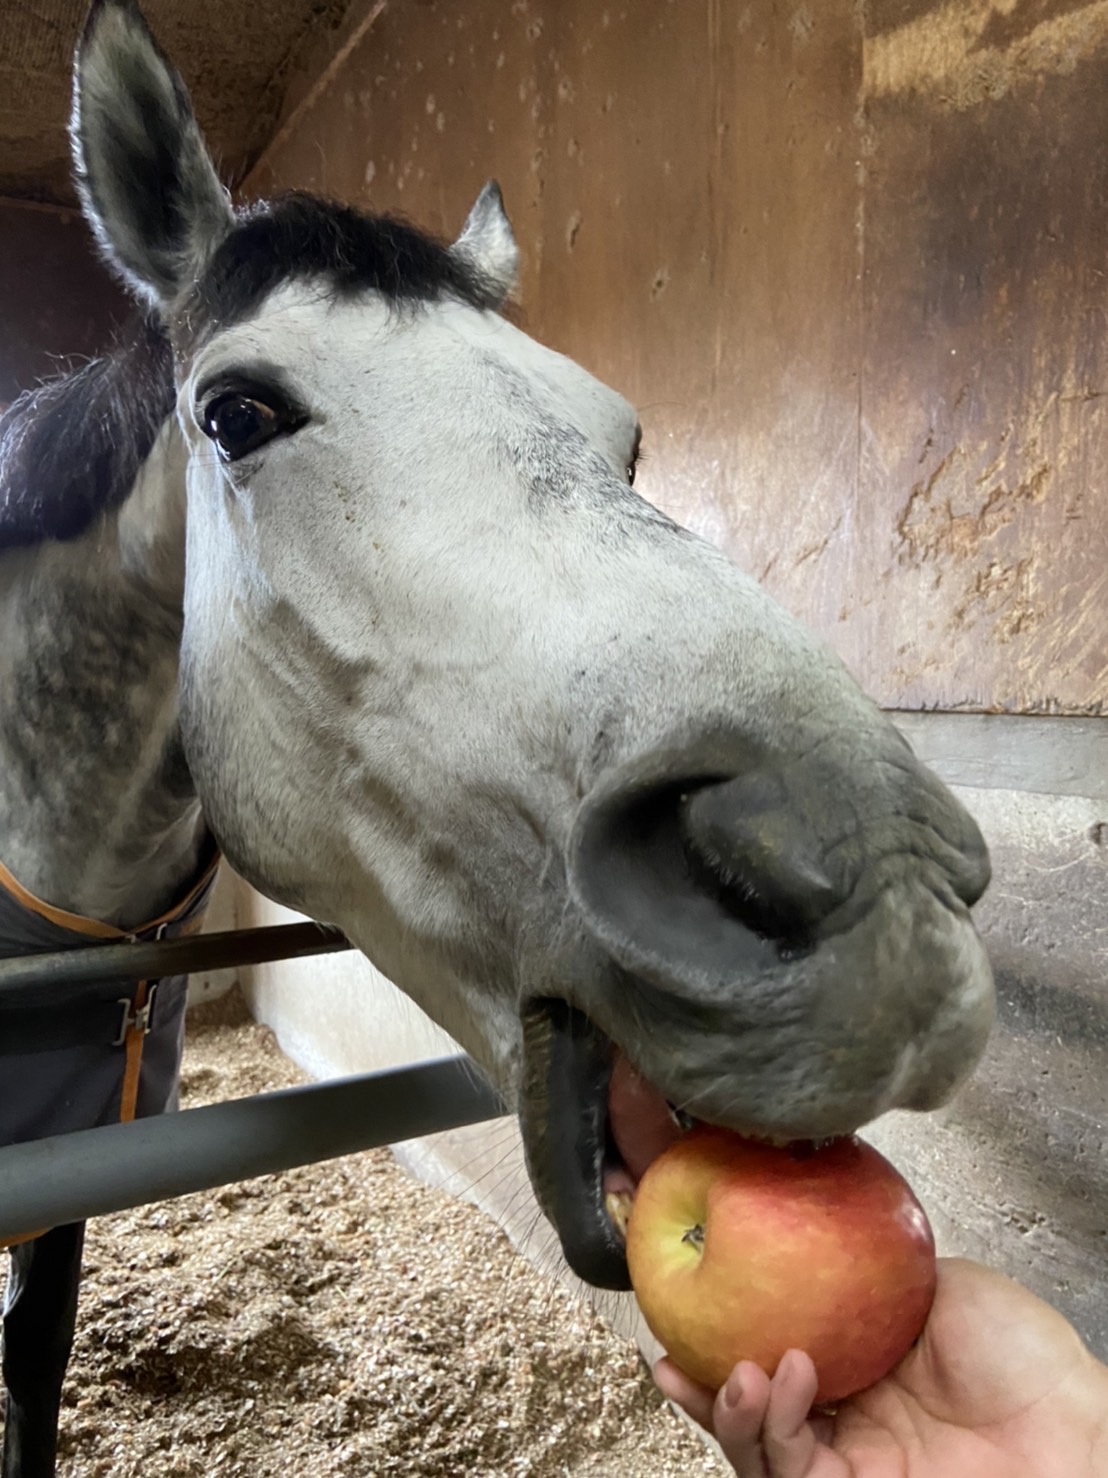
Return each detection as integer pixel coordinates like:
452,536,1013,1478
852,1,1108,712
889,712,1108,800
528,0,865,630
244,1,1108,715
245,0,866,645
244,0,546,306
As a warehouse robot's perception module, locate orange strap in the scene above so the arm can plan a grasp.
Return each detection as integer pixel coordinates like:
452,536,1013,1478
118,979,149,1124
0,858,121,939
0,851,219,941
2,1229,45,1249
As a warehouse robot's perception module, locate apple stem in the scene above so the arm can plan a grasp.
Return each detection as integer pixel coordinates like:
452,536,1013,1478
681,1223,705,1252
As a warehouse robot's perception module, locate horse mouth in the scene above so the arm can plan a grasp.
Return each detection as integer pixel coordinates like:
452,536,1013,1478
517,749,996,1290
519,997,713,1290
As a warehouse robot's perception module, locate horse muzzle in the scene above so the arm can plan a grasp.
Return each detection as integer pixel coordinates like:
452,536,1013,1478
517,728,996,1288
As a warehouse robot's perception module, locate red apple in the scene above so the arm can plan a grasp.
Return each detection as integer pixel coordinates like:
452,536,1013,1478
623,1126,936,1403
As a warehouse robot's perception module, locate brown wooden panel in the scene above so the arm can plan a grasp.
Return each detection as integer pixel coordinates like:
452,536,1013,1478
527,0,864,638
851,2,1108,711
245,0,1108,714
247,0,545,305
0,0,357,206
247,0,866,670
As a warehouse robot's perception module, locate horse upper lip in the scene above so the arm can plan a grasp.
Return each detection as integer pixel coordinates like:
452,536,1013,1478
561,754,995,1138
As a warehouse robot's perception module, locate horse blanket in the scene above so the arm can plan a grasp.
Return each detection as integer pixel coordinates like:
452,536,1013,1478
0,847,219,1230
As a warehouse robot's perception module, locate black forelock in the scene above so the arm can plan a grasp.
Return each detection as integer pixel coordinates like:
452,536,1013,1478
177,191,504,346
0,193,500,550
0,313,174,550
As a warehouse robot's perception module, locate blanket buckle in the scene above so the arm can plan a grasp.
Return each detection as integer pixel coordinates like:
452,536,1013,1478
113,981,159,1046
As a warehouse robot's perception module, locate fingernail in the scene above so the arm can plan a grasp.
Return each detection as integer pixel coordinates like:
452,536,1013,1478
721,1366,744,1409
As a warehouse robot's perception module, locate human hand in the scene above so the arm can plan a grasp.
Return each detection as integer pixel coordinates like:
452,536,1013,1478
654,1258,1108,1477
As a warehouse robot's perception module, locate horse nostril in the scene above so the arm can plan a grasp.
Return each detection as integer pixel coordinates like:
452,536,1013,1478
678,773,845,948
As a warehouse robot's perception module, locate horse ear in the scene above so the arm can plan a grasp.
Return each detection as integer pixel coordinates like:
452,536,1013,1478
451,181,519,303
71,0,234,309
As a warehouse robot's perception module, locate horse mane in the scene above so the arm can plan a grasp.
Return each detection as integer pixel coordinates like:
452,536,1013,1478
0,313,174,551
0,193,503,549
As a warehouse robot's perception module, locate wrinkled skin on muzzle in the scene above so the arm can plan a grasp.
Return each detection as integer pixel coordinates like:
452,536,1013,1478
573,729,990,1127
519,723,992,1286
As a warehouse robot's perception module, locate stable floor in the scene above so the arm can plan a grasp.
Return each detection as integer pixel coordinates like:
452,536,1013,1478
5,990,722,1477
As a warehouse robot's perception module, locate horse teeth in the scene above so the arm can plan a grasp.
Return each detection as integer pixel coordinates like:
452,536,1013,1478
666,1101,697,1131
605,1189,633,1241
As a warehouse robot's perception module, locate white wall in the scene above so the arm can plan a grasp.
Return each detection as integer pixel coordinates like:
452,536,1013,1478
185,864,241,1005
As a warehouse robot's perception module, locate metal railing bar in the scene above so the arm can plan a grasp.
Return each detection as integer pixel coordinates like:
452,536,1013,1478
0,922,353,997
0,1055,508,1240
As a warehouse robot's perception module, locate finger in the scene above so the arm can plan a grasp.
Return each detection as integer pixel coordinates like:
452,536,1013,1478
750,1349,822,1477
653,1358,717,1432
712,1361,774,1477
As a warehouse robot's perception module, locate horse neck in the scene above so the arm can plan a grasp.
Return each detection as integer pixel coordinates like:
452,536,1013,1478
0,419,208,928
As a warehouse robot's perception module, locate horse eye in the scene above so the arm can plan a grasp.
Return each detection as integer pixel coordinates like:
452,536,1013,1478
202,392,290,463
627,428,644,486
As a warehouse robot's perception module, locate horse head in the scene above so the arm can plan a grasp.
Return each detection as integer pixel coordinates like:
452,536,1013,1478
73,0,994,1288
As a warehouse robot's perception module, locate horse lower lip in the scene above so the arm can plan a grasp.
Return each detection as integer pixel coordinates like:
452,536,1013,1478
518,998,631,1291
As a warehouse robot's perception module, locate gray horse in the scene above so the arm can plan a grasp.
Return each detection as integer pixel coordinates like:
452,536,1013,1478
0,0,994,1472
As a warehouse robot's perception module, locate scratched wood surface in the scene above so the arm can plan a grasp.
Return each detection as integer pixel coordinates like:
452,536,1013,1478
853,0,1108,712
246,0,1108,715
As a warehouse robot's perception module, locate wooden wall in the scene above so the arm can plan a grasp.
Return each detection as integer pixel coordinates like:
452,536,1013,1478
0,201,127,407
247,0,1108,715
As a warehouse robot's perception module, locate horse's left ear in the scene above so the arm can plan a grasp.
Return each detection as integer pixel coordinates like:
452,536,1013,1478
450,181,520,304
71,0,234,310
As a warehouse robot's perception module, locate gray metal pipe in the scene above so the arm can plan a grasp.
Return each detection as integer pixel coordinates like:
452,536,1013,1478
0,922,352,999
0,1055,507,1241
